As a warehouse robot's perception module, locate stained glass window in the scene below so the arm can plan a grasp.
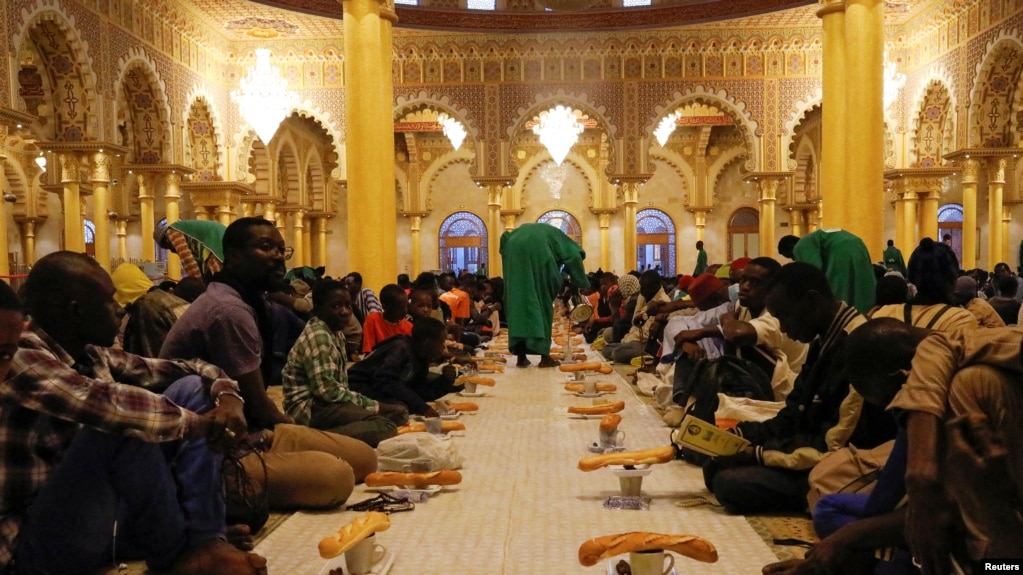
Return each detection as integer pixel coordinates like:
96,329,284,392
636,209,676,276
537,210,582,244
439,212,487,274
467,0,496,9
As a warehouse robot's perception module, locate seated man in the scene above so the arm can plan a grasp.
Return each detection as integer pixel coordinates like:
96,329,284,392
283,280,408,447
601,270,670,364
348,317,458,418
1,253,265,575
362,283,414,354
699,263,896,515
111,262,191,357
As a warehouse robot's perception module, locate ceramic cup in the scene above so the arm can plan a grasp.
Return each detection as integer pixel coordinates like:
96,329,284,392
433,400,452,415
599,428,626,449
424,417,443,435
573,371,586,382
619,475,644,497
583,379,598,394
462,381,478,394
345,534,387,575
402,457,434,473
629,550,674,575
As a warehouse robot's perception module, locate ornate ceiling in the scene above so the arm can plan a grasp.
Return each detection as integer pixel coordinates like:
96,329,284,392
178,0,940,40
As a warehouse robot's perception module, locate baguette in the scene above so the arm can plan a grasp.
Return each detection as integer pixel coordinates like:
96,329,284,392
599,413,622,432
550,352,588,361
446,401,478,412
455,375,496,387
397,421,466,434
564,383,618,393
577,445,676,472
364,470,463,488
567,400,625,416
559,361,613,374
318,511,391,558
475,355,508,363
578,532,718,566
476,363,505,373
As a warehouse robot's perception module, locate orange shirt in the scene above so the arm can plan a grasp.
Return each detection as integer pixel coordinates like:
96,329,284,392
361,312,414,353
439,288,471,322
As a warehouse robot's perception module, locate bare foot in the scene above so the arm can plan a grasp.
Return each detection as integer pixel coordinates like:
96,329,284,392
227,524,254,551
168,538,268,575
516,355,531,367
537,355,561,368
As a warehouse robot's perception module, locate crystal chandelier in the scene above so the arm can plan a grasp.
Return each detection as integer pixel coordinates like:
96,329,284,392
654,110,681,147
883,52,906,111
532,105,585,166
539,161,569,200
437,113,467,150
231,48,296,144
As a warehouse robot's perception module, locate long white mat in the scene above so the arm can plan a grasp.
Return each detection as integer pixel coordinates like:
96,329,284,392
254,350,778,574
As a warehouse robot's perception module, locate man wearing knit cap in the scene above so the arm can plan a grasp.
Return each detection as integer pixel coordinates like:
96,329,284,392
601,270,669,364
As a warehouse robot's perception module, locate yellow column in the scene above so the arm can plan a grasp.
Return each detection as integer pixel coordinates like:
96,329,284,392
164,172,182,280
807,206,821,232
136,173,155,261
598,212,612,271
302,216,312,268
843,0,885,261
902,190,918,252
893,192,905,254
263,202,276,226
116,220,127,261
961,158,980,270
195,208,210,221
919,190,939,242
622,183,638,271
292,210,305,266
276,211,287,237
692,210,707,242
217,205,233,226
0,144,9,276
1002,205,1012,268
504,214,517,232
987,158,1007,266
789,209,804,237
343,0,397,293
316,217,328,269
486,185,503,276
758,178,778,258
61,154,84,252
817,0,847,229
89,152,112,271
409,215,422,278
19,220,36,265
241,202,254,218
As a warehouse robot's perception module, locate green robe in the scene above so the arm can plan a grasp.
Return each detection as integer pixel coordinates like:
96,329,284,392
882,245,907,277
694,249,708,276
792,229,876,314
500,223,588,355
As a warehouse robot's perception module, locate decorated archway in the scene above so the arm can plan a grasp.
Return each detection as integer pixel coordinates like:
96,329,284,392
438,211,487,274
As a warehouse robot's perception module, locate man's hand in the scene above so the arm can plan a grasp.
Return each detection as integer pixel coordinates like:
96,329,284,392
905,486,955,575
441,363,458,380
674,329,701,346
378,402,409,424
199,393,247,452
680,341,705,360
423,406,440,418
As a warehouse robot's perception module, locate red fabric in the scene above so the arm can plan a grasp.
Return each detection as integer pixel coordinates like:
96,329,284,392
686,274,724,307
439,288,471,321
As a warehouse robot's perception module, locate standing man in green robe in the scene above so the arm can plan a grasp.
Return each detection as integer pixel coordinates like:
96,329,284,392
777,229,876,314
694,240,708,276
500,223,588,368
883,239,907,277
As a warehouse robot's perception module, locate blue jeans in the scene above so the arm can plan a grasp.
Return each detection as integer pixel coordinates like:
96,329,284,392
13,376,224,574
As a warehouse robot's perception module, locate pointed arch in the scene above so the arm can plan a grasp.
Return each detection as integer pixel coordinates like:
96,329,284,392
969,31,1023,148
537,209,583,245
438,211,488,274
184,86,226,180
781,87,822,170
636,208,676,276
115,48,173,163
233,97,344,182
909,78,955,167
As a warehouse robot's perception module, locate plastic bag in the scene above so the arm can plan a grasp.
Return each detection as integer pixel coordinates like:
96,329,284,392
376,432,465,471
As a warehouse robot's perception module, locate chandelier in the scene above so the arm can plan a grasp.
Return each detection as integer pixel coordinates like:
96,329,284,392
531,105,585,166
231,48,296,144
654,110,681,147
539,161,569,200
883,52,906,111
437,113,467,150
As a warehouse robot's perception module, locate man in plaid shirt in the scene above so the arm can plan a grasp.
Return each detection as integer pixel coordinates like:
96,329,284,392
0,252,266,575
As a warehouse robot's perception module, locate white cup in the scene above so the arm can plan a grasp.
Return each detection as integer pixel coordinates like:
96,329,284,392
619,475,643,497
599,428,626,448
629,550,674,575
402,457,434,473
433,400,452,415
345,534,387,575
583,379,599,394
462,380,478,394
424,417,443,435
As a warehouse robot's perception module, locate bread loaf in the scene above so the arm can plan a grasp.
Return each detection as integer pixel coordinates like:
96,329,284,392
578,532,718,566
559,361,613,374
397,421,466,434
318,512,391,558
476,363,505,373
567,400,625,416
599,413,622,432
447,401,478,412
564,383,618,393
550,352,588,361
455,375,496,387
577,445,676,472
364,470,463,488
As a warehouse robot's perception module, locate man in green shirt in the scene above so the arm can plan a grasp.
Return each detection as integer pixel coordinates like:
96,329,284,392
282,279,408,447
694,240,709,276
883,239,907,277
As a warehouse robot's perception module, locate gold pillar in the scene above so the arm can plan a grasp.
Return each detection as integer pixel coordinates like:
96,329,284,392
0,145,9,276
504,214,517,231
19,220,36,265
893,192,905,254
1002,205,1012,267
961,158,980,270
789,209,805,237
136,173,155,261
987,158,1007,266
843,0,885,261
817,0,847,230
292,210,305,266
343,0,397,293
902,190,918,252
919,191,939,243
61,154,84,252
315,217,328,269
409,215,422,278
195,208,210,221
692,209,707,242
90,152,112,271
276,211,287,237
807,206,821,232
486,185,503,276
116,220,127,261
241,202,254,218
302,216,312,268
757,179,779,258
598,212,612,272
217,205,233,226
622,183,639,271
263,202,276,226
164,172,182,280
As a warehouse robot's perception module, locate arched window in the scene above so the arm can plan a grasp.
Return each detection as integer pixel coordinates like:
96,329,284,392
156,217,168,263
938,203,964,265
439,211,487,274
537,210,582,244
727,207,760,260
636,208,676,276
83,219,96,258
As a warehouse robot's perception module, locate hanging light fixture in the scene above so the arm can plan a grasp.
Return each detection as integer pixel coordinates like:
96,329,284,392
531,105,585,166
883,51,906,111
231,48,296,144
437,113,467,150
34,152,47,173
654,110,681,147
